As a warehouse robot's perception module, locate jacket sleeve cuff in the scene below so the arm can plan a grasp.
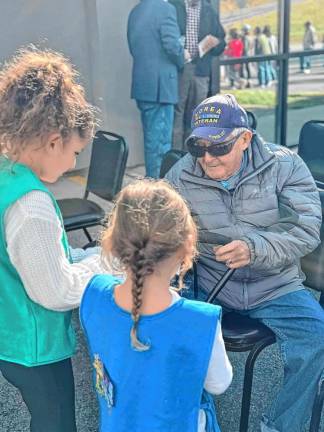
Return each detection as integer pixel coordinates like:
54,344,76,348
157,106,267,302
240,236,256,265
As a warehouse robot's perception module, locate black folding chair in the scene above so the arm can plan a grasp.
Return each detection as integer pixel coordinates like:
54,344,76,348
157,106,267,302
246,110,257,131
301,190,324,432
298,120,324,189
196,232,276,432
159,149,186,178
58,130,129,242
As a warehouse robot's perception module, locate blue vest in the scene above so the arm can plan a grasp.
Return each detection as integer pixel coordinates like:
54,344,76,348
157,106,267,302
80,274,222,432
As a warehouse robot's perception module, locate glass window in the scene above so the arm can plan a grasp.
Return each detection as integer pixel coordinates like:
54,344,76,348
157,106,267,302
286,54,324,147
289,0,324,53
219,0,280,143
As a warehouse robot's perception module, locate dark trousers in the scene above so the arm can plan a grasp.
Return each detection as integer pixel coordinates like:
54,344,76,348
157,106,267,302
240,62,251,80
0,358,77,432
172,63,210,151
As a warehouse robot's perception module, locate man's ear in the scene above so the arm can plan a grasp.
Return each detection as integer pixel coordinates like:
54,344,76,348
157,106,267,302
45,133,64,152
240,130,253,151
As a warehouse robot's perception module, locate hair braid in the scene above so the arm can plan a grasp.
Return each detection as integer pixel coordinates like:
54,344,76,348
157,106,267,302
101,179,198,353
129,245,153,351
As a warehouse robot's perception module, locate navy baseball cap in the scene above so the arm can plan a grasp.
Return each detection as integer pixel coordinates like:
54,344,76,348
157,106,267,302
185,94,249,155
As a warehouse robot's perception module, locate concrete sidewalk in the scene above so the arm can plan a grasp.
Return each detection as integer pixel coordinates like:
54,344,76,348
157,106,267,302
0,165,320,432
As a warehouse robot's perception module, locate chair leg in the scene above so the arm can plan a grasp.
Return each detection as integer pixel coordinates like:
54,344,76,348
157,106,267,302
83,228,93,243
239,337,275,432
309,378,324,432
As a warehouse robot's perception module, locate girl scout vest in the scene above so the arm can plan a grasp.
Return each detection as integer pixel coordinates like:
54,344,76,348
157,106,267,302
81,274,221,432
0,158,75,366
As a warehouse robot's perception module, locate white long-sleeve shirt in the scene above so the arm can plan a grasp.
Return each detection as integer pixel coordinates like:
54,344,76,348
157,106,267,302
4,190,109,311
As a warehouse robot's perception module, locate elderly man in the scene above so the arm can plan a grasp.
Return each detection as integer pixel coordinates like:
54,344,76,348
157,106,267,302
166,93,324,432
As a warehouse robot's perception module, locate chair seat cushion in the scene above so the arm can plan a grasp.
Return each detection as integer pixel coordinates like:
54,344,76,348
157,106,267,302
222,312,275,349
58,198,105,230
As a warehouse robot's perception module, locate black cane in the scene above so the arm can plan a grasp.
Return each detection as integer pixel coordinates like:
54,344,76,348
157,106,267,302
197,230,236,304
206,268,235,304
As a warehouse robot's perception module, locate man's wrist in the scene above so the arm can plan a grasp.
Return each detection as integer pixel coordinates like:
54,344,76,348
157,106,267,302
240,237,255,265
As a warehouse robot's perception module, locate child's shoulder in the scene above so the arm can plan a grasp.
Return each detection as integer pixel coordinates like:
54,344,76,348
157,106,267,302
87,273,116,289
84,274,120,299
181,298,222,320
80,274,121,320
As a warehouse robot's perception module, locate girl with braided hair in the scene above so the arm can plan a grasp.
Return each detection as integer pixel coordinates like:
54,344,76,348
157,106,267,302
81,179,232,432
0,47,107,431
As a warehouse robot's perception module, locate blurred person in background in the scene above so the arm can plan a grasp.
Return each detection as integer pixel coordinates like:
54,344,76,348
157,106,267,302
240,24,254,88
300,21,317,74
224,28,244,89
254,26,271,88
263,25,277,83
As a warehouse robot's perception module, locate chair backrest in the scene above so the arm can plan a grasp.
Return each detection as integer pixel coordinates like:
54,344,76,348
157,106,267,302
298,120,324,188
246,110,257,130
85,130,129,201
159,149,187,178
301,190,324,293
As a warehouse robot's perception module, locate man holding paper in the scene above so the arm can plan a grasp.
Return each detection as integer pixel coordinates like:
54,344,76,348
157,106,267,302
170,0,226,150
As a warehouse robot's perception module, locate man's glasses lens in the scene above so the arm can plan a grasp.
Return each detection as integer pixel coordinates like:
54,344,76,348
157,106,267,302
187,142,206,157
187,135,239,158
187,143,219,157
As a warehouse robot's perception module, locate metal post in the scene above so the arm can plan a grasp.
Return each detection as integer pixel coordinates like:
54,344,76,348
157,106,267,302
276,0,290,146
211,0,221,95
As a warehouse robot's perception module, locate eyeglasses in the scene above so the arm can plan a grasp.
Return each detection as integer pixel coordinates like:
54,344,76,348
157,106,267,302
187,134,241,158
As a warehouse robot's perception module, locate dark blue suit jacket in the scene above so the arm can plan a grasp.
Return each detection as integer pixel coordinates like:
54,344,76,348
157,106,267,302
127,0,184,104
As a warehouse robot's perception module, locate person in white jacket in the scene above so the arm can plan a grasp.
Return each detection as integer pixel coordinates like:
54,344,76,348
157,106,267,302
300,21,317,73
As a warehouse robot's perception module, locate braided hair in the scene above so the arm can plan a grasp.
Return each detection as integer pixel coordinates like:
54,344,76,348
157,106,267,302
102,179,197,351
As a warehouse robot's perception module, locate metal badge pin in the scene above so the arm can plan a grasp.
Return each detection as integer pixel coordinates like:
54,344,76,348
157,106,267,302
93,354,115,409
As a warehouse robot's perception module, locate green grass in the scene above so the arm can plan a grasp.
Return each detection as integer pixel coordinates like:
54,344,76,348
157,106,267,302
220,0,269,14
222,0,324,45
224,89,324,109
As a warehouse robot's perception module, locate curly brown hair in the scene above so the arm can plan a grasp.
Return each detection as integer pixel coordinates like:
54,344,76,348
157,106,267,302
0,46,96,157
101,179,197,351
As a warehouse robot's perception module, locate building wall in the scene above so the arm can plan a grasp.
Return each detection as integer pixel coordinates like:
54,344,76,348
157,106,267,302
0,0,143,168
96,0,143,167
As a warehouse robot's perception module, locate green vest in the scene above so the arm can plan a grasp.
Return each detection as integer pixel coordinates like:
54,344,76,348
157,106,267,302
0,157,76,366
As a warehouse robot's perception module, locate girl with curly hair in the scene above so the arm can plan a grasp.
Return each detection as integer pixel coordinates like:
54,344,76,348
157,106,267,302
0,47,105,431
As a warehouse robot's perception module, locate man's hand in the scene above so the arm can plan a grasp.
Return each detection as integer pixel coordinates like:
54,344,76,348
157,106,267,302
213,240,251,269
198,35,220,58
203,35,219,50
184,49,192,63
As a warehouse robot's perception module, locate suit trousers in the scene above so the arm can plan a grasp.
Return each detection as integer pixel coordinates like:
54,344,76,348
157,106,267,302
172,63,210,151
137,101,174,178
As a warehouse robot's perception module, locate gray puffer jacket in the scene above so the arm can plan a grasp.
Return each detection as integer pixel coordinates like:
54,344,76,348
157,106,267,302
166,135,322,310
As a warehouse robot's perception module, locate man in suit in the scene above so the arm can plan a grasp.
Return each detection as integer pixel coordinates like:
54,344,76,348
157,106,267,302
170,0,226,150
127,0,184,178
